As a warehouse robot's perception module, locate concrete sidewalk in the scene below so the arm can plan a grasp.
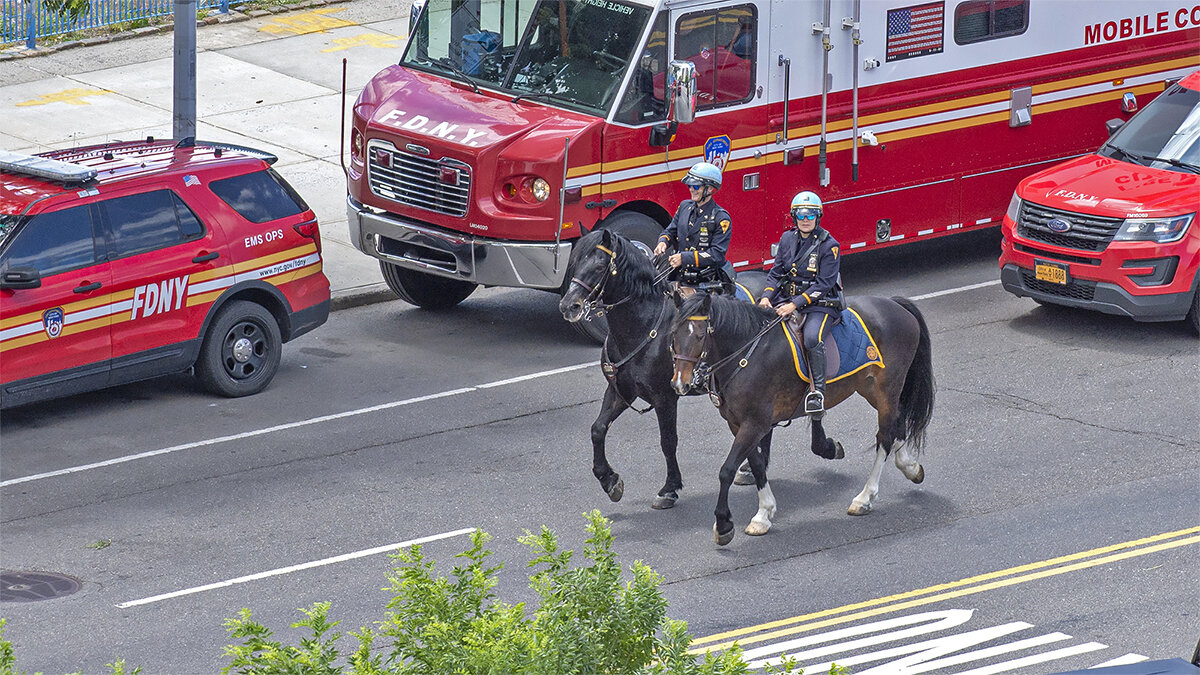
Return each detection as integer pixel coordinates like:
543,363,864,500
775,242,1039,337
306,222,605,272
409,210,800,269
0,0,410,310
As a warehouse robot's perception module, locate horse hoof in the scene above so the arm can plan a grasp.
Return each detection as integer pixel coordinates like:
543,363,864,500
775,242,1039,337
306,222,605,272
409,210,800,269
745,521,771,536
833,441,845,460
847,502,871,516
734,467,755,486
652,492,678,510
911,466,925,484
713,524,734,546
606,478,624,503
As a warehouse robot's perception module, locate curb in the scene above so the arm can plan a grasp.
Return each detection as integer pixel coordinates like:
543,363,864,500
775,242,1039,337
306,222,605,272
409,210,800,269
330,282,397,312
0,0,354,59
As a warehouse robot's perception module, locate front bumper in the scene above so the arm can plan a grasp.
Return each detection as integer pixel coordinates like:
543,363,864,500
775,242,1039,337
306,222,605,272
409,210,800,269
347,196,571,290
1000,264,1195,322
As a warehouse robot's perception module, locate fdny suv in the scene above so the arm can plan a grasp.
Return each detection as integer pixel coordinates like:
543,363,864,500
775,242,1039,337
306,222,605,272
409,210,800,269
0,139,331,408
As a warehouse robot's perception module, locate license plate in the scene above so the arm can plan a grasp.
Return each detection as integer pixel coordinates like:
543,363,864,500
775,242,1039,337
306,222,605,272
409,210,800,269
1034,260,1069,285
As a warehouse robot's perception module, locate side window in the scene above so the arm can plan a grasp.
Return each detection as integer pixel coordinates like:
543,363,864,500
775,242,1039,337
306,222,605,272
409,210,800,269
103,190,203,258
615,11,669,125
674,4,757,111
1,205,100,276
954,0,1028,45
209,169,307,224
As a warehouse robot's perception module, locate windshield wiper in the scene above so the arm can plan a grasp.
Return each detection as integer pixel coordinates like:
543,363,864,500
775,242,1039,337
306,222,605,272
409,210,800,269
1146,155,1200,174
430,57,481,94
511,90,592,109
1103,143,1146,164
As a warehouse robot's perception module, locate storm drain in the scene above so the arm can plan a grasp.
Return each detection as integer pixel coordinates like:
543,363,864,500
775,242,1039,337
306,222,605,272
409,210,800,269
1,571,82,602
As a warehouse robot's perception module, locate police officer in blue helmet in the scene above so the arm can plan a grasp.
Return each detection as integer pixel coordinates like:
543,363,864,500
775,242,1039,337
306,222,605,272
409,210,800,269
653,161,735,293
759,191,844,417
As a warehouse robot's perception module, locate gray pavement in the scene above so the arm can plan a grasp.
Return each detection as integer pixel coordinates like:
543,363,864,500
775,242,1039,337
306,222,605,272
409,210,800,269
0,0,413,309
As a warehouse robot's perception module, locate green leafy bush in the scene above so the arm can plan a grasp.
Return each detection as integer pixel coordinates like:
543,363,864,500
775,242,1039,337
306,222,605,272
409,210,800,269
222,511,847,675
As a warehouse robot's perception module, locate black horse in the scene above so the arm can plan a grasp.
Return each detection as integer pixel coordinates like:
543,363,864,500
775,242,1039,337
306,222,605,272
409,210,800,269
559,228,796,509
669,291,935,545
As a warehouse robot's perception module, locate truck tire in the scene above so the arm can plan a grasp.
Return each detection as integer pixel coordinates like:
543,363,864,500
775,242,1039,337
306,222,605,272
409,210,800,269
567,210,663,344
380,261,477,310
195,300,282,398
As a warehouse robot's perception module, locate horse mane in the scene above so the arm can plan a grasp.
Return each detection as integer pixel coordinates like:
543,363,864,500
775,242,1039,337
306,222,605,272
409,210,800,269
673,290,775,340
574,229,665,303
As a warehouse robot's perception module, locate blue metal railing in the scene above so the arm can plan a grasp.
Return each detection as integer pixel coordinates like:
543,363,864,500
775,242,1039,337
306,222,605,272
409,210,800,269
2,0,243,49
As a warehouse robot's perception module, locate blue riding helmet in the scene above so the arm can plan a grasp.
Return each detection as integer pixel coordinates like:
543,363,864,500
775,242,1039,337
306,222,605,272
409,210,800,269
790,190,823,221
682,161,722,190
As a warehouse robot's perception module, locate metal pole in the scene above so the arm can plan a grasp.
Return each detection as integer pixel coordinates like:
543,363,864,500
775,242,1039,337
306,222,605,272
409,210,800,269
555,136,569,273
173,0,197,140
25,0,35,50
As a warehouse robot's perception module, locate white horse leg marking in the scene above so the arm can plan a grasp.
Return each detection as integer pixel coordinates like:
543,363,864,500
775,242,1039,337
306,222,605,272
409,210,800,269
849,444,888,515
745,481,777,536
893,440,925,483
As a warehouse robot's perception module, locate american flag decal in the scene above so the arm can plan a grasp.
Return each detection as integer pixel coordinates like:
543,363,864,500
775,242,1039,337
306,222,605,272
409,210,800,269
886,2,944,62
183,174,200,187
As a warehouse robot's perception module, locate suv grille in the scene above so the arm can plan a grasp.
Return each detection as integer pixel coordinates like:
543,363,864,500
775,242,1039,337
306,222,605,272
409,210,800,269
1017,201,1122,252
368,142,471,217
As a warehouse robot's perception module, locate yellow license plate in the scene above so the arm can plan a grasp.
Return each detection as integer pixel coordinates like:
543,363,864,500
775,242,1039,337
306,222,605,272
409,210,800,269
1035,260,1069,285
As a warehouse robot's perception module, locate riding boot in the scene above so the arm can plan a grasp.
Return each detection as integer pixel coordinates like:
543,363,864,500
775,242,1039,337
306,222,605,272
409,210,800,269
805,342,827,417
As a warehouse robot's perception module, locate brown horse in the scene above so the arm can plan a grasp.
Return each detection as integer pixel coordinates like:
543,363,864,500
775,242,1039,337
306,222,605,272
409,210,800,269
669,291,935,545
559,229,791,510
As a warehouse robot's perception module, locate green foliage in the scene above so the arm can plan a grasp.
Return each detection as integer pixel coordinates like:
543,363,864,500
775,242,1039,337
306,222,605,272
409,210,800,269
42,0,91,23
221,511,846,674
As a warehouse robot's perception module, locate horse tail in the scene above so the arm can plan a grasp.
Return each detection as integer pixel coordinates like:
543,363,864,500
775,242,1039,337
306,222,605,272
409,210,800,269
891,296,935,452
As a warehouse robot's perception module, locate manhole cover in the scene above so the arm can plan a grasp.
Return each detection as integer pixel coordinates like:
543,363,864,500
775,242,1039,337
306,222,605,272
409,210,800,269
1,571,82,602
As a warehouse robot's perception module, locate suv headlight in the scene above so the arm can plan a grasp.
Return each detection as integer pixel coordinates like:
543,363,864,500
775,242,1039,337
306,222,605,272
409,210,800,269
1005,193,1022,223
1113,214,1194,244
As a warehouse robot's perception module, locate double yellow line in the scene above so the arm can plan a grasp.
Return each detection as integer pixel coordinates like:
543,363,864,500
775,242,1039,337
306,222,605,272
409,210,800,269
689,525,1200,654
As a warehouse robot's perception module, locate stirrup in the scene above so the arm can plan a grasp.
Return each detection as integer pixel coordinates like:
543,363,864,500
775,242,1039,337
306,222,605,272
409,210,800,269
804,390,825,415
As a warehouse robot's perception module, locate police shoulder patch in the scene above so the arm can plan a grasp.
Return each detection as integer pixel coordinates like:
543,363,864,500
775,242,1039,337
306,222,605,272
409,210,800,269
831,246,839,259
720,219,730,233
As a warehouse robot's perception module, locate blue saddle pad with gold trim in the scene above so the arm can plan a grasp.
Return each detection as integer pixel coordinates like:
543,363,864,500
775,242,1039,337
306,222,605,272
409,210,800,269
786,308,884,383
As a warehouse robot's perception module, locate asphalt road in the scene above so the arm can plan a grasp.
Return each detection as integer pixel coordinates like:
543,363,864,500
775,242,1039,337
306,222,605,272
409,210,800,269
2,228,1198,674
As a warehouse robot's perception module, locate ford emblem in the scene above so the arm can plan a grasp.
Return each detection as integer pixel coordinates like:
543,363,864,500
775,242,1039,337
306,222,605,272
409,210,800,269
405,143,430,156
1047,217,1072,233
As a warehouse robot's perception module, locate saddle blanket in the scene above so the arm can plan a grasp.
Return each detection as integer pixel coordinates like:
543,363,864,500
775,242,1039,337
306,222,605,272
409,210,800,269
782,307,884,384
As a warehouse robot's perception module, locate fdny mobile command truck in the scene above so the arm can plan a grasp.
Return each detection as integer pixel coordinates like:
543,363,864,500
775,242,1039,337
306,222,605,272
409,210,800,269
344,0,1200,339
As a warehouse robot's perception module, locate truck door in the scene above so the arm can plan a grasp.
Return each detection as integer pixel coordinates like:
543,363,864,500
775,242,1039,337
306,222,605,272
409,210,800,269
665,1,767,271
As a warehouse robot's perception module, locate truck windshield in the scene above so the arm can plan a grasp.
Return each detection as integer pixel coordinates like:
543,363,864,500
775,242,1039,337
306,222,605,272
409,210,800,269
402,0,652,116
1102,84,1200,173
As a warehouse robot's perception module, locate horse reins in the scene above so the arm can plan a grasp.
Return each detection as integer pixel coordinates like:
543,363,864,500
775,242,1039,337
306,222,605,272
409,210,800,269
567,244,674,320
673,313,785,404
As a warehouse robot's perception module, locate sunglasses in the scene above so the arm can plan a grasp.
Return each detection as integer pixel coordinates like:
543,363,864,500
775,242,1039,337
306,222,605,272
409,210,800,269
686,184,705,190
792,208,819,220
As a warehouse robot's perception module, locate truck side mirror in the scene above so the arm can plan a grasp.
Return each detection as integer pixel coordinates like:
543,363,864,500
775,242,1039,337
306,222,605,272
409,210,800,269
0,266,42,290
666,60,697,125
1105,118,1125,137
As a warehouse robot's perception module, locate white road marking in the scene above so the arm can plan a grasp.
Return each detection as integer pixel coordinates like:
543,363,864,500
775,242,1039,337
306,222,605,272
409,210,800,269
116,527,475,608
3,278,1005,488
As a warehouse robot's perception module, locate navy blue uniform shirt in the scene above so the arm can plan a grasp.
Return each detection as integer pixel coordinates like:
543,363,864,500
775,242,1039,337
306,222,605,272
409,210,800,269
762,226,842,319
659,199,732,275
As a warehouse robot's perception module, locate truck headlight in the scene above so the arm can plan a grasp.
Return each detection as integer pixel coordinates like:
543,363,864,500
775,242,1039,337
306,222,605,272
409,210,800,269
1113,214,1193,244
531,177,551,202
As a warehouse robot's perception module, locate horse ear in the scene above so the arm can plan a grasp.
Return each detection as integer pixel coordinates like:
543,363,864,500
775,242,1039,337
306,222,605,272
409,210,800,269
702,293,712,313
601,228,613,248
672,289,683,308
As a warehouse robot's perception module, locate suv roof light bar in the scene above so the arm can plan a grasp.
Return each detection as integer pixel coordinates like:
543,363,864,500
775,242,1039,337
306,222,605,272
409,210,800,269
0,150,98,183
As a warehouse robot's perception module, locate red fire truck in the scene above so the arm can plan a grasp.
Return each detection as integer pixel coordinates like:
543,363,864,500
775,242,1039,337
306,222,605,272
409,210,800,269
345,0,1200,339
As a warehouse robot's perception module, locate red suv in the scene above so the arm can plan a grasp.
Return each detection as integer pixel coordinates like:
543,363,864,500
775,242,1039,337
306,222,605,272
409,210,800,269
0,139,331,408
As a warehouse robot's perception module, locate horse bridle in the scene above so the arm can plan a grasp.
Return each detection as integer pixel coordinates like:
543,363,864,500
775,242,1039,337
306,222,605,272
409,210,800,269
671,312,785,401
568,243,673,320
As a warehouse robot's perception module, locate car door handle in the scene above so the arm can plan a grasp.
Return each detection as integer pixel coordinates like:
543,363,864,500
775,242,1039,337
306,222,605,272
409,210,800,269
73,281,102,294
192,251,219,264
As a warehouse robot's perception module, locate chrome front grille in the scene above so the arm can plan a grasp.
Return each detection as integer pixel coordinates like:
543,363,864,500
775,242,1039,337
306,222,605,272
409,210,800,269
368,141,471,217
1016,201,1122,252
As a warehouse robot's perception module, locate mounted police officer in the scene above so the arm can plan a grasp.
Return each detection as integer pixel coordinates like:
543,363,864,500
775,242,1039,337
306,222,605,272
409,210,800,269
758,191,843,417
652,161,735,293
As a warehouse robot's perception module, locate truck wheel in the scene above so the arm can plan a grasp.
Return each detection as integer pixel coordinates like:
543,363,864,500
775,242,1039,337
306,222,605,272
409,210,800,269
566,210,663,344
1187,289,1199,336
380,261,477,310
195,300,282,398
